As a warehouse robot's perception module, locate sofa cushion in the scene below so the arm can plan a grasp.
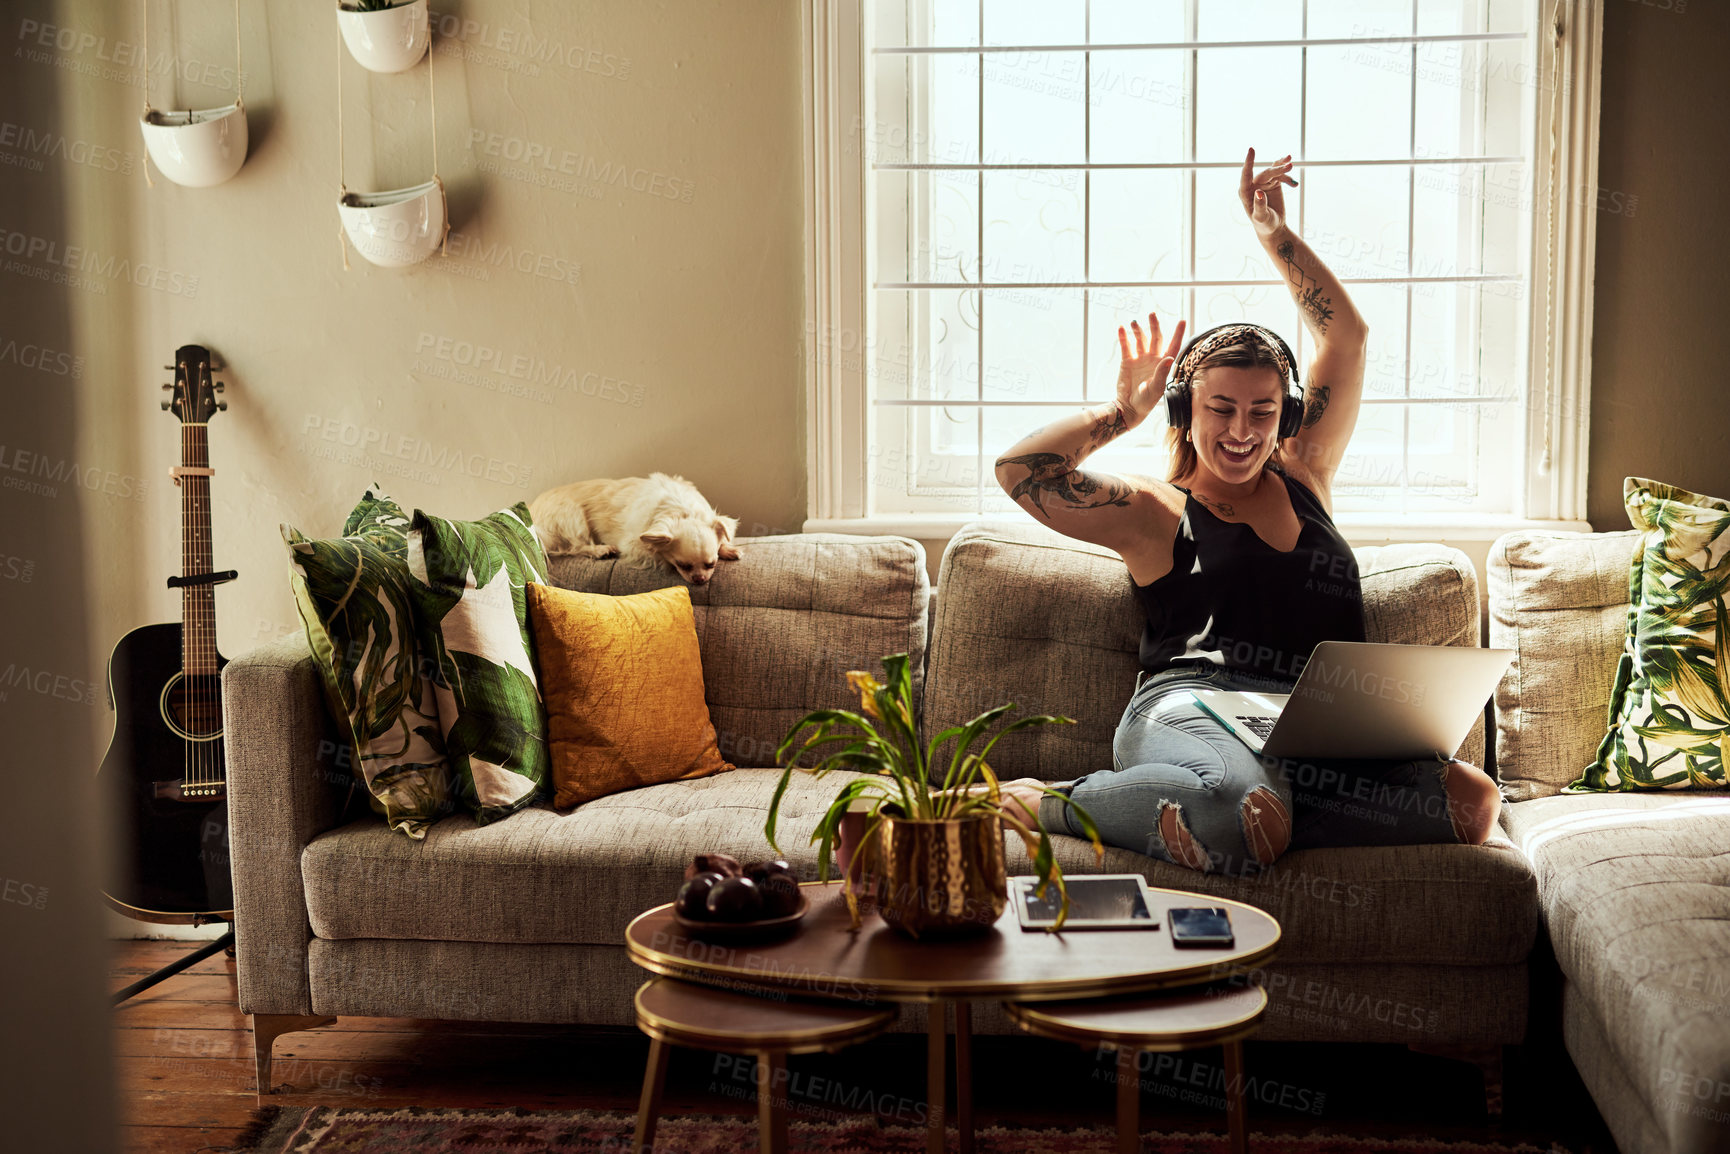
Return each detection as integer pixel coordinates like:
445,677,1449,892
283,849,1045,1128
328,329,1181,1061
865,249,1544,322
283,489,452,839
1488,531,1640,800
1576,478,1730,793
546,534,928,768
408,502,552,824
528,582,732,808
1040,832,1534,969
303,768,1536,968
923,521,1484,784
1502,791,1730,1154
302,768,875,946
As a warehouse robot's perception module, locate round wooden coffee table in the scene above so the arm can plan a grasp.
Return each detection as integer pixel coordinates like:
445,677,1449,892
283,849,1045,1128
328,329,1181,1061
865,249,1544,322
1005,984,1270,1154
633,977,898,1154
625,881,1280,1154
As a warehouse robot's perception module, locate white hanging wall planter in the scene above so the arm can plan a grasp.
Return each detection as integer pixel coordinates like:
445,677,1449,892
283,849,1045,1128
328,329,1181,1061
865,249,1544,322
139,0,249,188
334,11,447,270
140,103,249,188
337,0,430,74
338,179,447,268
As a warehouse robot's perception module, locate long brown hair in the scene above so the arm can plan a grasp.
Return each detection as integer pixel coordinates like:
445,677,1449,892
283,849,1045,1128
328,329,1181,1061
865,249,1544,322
1164,335,1291,485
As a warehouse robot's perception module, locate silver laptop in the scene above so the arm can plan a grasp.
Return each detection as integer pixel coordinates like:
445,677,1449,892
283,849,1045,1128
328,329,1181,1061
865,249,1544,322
1185,641,1513,760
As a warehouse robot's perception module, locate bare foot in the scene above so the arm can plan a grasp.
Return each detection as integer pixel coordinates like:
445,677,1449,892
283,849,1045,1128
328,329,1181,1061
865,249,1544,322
955,777,1049,824
996,777,1052,826
1442,759,1502,844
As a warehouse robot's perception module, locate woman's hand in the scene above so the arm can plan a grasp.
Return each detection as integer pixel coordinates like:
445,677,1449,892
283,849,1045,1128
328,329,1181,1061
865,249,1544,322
1116,312,1186,429
1239,146,1298,239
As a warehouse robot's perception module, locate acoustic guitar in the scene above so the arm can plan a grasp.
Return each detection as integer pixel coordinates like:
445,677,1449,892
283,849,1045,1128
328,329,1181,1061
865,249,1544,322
98,344,235,924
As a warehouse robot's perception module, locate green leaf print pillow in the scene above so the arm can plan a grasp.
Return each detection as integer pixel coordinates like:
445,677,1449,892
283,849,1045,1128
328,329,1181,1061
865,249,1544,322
408,502,552,824
1572,477,1730,792
284,489,453,839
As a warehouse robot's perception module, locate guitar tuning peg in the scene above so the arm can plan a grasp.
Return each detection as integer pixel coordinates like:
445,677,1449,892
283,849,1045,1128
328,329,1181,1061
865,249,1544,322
216,400,227,411
162,365,174,371
213,381,225,392
162,383,173,390
160,399,172,411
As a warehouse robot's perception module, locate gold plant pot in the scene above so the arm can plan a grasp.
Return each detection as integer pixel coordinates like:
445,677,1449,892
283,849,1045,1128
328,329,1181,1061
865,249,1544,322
874,809,1008,938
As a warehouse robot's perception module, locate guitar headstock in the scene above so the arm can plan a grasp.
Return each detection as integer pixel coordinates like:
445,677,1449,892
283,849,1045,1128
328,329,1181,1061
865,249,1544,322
161,344,227,424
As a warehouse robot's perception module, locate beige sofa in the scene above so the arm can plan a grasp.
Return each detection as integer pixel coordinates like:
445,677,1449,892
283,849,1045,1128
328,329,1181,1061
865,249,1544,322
229,523,1571,1121
1488,530,1730,1154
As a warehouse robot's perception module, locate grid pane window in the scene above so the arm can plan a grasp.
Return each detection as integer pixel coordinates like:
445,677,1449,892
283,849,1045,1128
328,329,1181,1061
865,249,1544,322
866,0,1535,518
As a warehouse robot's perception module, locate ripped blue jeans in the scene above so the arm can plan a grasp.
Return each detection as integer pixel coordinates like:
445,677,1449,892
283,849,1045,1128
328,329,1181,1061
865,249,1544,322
1041,663,1461,876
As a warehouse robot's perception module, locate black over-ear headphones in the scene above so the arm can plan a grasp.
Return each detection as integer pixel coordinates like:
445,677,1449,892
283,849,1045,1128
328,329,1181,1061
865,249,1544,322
1163,323,1305,440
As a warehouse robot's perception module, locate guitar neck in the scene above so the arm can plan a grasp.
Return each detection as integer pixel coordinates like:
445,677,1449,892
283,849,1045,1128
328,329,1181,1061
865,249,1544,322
179,422,218,675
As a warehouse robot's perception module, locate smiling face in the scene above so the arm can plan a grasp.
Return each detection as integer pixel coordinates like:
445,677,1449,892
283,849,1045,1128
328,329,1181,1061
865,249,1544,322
1189,365,1286,486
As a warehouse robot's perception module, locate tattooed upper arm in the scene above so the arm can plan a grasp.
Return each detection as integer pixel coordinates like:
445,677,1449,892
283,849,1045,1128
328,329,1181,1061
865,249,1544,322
1301,383,1331,429
993,451,1167,554
995,452,1134,519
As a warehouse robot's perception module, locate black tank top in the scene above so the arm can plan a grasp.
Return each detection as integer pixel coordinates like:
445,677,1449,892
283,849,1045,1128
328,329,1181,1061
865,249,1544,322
1132,463,1365,685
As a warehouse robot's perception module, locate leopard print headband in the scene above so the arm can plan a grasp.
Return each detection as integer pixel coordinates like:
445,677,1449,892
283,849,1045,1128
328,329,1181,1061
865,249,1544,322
1174,323,1293,388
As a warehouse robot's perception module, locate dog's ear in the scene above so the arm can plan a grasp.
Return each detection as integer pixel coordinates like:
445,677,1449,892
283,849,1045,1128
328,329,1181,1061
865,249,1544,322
640,519,676,548
715,515,741,560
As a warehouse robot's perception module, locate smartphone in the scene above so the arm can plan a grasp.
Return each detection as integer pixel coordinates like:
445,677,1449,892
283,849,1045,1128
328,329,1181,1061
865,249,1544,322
1168,906,1235,948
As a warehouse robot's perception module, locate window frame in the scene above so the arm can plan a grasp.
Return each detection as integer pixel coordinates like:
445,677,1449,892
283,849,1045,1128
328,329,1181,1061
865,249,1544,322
801,0,1600,542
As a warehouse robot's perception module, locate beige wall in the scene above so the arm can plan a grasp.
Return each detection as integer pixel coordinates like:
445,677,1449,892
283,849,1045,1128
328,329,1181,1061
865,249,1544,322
34,0,806,703
1587,0,1730,528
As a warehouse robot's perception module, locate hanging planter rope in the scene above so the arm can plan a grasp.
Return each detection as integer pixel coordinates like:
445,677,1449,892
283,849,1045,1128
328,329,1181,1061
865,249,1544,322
139,0,249,188
335,10,447,269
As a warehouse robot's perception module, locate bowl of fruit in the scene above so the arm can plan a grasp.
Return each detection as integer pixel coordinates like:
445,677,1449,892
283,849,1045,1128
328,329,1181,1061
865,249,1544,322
671,853,808,943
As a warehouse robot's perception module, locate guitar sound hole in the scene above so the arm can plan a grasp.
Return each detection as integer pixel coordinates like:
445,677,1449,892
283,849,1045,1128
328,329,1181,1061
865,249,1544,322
165,673,223,740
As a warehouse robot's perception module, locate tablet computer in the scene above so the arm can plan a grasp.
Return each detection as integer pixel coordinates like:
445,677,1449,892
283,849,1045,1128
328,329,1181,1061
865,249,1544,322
1011,874,1160,930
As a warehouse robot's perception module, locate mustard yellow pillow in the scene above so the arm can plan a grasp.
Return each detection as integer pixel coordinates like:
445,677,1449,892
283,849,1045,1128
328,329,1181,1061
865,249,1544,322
527,582,733,807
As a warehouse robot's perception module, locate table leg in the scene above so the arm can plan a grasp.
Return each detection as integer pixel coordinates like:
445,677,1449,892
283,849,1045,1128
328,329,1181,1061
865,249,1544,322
758,1052,788,1154
1224,1039,1247,1154
954,1001,974,1154
633,1036,669,1154
926,1001,947,1154
1116,1046,1140,1154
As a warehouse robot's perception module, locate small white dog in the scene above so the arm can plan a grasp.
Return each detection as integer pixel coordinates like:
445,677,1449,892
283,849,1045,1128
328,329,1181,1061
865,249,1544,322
529,472,740,585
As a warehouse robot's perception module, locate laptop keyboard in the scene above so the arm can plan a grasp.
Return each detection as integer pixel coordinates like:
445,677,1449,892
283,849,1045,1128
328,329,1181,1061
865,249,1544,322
1236,715,1277,740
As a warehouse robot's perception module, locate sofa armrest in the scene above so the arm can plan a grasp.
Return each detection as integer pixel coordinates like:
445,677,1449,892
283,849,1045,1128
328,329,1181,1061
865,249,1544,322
223,634,348,1017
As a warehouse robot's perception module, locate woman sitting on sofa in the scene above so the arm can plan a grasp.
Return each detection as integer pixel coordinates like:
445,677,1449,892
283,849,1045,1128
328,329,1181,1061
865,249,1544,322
991,147,1502,876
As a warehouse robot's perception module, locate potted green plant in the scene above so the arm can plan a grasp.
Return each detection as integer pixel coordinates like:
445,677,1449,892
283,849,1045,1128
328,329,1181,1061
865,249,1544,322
764,653,1103,935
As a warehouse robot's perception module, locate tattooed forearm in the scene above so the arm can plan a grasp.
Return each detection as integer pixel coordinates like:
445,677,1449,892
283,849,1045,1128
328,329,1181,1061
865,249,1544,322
1086,406,1128,451
1276,239,1335,336
994,451,1135,520
1302,384,1331,429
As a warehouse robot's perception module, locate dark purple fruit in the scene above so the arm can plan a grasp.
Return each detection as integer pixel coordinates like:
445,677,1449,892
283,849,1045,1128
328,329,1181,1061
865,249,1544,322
758,872,801,917
675,872,725,919
686,852,743,881
744,858,793,883
705,875,765,922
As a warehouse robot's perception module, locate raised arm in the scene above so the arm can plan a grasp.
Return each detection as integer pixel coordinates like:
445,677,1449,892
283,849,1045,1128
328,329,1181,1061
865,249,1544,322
994,314,1185,555
1240,148,1369,493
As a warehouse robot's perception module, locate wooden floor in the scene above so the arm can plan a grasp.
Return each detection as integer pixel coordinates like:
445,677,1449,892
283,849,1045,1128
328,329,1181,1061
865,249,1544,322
114,939,1621,1153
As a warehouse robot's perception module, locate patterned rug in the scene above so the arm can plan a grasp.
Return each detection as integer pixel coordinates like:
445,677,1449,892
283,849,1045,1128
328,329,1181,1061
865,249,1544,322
236,1106,1569,1153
